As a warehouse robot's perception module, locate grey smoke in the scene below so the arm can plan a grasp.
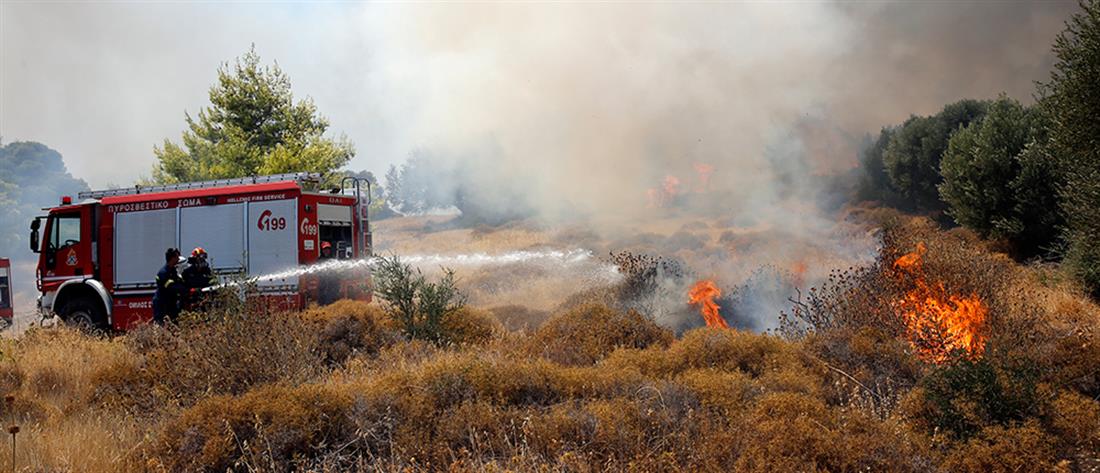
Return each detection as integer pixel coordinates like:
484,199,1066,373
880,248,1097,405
0,1,1076,327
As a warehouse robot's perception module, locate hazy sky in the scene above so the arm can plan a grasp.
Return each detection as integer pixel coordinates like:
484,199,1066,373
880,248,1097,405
0,1,1076,190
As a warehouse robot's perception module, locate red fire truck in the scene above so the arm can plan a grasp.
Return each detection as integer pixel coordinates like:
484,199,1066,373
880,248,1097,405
0,258,12,324
30,173,372,331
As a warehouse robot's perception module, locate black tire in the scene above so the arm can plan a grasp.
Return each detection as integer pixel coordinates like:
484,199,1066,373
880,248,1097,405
59,298,108,334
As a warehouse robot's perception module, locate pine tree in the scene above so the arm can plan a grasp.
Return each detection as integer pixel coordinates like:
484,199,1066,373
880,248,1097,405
153,46,353,186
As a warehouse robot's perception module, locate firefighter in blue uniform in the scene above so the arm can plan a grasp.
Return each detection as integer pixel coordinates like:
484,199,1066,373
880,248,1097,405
153,248,184,324
182,247,215,310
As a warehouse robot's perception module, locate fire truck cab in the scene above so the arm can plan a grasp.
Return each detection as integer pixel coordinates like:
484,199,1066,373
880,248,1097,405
0,258,12,325
30,172,372,331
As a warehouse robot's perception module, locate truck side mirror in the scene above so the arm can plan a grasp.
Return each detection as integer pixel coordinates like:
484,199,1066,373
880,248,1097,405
29,218,40,254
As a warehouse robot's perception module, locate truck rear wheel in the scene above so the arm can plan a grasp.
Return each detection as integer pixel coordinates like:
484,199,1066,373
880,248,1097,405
59,298,108,333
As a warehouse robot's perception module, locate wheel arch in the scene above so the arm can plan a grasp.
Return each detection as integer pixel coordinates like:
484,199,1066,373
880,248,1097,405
54,279,112,325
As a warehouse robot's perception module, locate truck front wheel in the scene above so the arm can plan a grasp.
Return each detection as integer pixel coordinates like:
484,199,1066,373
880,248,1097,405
59,298,108,333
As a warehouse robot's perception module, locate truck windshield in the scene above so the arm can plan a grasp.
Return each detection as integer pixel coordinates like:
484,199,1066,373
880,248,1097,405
50,214,81,249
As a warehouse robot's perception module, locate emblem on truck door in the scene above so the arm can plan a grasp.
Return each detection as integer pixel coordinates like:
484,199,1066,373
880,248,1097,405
256,209,287,231
300,217,318,236
66,248,78,266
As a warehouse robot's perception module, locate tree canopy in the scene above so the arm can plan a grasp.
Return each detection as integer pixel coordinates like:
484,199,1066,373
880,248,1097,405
152,47,353,186
0,141,88,261
1042,0,1100,294
882,99,989,212
939,96,1061,255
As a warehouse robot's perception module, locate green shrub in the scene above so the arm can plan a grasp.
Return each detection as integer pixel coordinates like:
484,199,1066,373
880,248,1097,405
855,127,904,205
905,359,1041,440
372,254,467,345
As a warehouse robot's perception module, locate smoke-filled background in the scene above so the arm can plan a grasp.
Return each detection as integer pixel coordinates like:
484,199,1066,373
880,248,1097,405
0,1,1078,329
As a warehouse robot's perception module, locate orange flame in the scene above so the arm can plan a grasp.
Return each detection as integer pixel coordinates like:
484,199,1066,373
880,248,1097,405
790,260,808,287
689,280,729,329
646,175,684,208
893,241,926,271
893,243,986,363
693,162,714,192
663,175,682,197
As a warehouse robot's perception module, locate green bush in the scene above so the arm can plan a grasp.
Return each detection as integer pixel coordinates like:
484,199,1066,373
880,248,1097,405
372,254,467,345
905,359,1041,440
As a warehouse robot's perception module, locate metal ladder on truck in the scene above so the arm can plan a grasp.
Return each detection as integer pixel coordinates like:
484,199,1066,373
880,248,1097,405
341,176,373,257
78,172,324,199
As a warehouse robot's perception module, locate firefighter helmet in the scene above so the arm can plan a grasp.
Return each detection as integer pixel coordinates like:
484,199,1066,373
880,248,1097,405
191,247,207,258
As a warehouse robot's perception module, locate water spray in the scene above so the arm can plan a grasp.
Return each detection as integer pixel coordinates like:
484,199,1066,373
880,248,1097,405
203,248,621,292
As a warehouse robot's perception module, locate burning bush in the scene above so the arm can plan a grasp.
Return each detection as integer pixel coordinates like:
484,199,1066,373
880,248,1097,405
600,251,699,330
781,217,1032,367
688,280,728,328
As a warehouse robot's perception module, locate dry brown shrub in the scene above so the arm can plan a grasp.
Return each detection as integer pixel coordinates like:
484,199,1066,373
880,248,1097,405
1046,391,1100,456
149,384,355,473
396,353,564,409
428,401,521,464
941,422,1057,473
0,362,24,396
14,411,145,473
520,403,599,462
143,309,324,407
641,328,815,378
87,356,161,416
8,327,131,415
676,368,758,414
734,392,929,472
529,304,673,365
581,397,690,466
806,327,922,413
299,300,398,364
441,306,499,346
487,304,551,332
